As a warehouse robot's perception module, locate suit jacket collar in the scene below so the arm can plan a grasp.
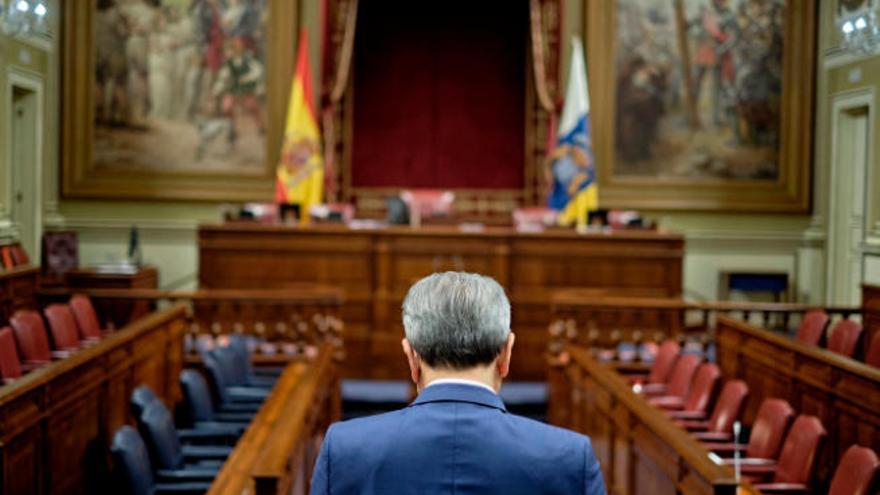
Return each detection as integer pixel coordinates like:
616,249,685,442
410,383,507,412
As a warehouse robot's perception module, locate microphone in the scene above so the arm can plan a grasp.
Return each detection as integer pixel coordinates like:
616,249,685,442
732,421,742,482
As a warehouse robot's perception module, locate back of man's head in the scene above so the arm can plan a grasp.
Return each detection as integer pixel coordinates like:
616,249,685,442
402,272,511,369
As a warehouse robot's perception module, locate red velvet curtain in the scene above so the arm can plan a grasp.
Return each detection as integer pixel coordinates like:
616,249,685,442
351,0,527,189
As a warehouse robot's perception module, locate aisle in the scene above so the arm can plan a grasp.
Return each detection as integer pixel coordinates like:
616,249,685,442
342,380,548,422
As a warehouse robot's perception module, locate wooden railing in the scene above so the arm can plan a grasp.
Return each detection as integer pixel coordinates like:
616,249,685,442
716,315,880,487
550,292,861,354
547,345,755,495
0,304,187,495
207,344,340,495
38,287,346,362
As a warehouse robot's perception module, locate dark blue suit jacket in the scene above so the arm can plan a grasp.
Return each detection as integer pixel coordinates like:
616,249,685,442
311,383,606,495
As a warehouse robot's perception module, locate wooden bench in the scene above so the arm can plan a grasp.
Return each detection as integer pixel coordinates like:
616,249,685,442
0,303,187,495
548,345,755,495
716,315,880,485
207,344,341,495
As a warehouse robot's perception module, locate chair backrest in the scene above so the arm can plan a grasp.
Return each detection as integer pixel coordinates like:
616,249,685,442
773,415,827,484
647,340,680,384
43,304,81,351
746,398,795,459
828,445,880,495
202,352,232,405
706,380,749,433
796,310,829,346
228,333,256,378
0,326,23,381
827,319,864,358
69,294,102,340
130,385,160,419
865,333,880,368
212,345,246,387
10,310,52,363
665,353,701,398
139,401,185,470
180,369,216,423
110,426,156,495
682,363,720,413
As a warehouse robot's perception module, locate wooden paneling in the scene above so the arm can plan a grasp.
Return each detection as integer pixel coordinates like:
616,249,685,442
716,315,880,486
199,224,684,379
0,305,187,495
0,265,39,323
548,346,749,495
207,345,340,495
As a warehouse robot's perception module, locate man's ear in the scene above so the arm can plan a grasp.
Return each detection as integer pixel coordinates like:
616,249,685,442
496,333,515,378
401,338,421,385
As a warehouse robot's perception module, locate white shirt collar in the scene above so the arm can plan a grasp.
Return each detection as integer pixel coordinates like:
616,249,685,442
425,378,497,395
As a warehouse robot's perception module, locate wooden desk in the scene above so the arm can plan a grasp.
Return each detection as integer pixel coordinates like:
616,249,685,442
716,315,880,486
207,345,340,495
199,224,684,379
0,304,186,495
0,265,39,322
548,345,742,495
66,265,158,328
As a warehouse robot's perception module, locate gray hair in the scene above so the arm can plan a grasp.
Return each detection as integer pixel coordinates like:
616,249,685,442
402,272,511,369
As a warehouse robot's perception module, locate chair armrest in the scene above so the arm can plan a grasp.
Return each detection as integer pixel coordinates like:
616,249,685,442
648,396,684,410
253,367,284,378
51,350,74,359
624,373,649,384
667,410,706,420
703,442,745,455
640,383,667,396
693,431,733,442
177,429,238,444
3,377,17,385
721,458,775,467
153,482,213,494
226,386,269,400
212,411,254,423
244,376,276,388
218,402,261,414
194,421,248,434
180,444,233,460
751,483,808,494
156,468,218,482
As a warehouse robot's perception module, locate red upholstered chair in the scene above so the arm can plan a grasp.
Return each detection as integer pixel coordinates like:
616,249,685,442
674,380,748,439
795,310,829,346
747,415,827,490
864,333,880,368
827,445,879,495
0,326,24,384
700,398,794,459
628,340,680,387
44,304,82,352
10,310,64,366
69,294,103,341
642,353,701,398
827,319,863,358
651,362,719,412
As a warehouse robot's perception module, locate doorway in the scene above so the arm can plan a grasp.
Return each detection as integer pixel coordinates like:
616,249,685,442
828,91,872,306
8,74,43,260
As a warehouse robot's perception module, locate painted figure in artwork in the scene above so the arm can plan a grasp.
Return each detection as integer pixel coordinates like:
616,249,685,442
614,0,784,180
93,0,267,171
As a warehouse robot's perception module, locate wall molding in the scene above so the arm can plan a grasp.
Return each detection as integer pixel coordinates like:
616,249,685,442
823,46,880,70
44,216,201,234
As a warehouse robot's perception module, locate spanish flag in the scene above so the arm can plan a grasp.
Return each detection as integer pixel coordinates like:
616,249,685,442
275,29,324,223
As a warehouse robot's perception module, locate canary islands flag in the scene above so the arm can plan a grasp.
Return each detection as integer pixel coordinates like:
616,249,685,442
548,37,598,228
275,29,324,223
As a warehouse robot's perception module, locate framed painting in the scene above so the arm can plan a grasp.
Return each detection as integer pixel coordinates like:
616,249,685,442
586,0,815,212
62,0,298,201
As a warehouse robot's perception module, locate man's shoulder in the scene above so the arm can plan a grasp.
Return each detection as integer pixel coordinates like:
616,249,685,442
327,409,409,440
505,412,593,450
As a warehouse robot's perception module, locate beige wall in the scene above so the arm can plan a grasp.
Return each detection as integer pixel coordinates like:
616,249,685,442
0,1,872,300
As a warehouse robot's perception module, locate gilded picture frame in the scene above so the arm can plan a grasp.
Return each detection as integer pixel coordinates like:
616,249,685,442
586,0,815,212
61,0,298,201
